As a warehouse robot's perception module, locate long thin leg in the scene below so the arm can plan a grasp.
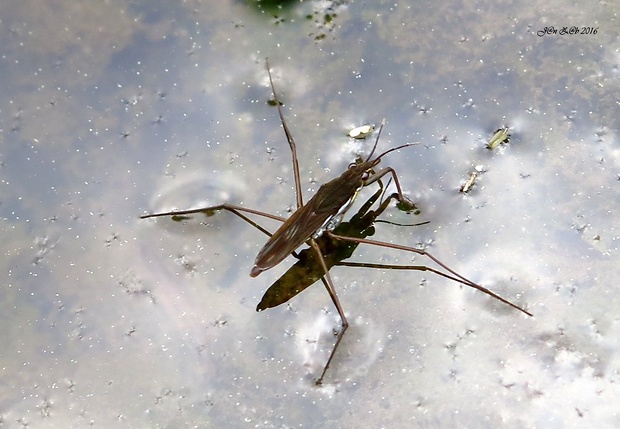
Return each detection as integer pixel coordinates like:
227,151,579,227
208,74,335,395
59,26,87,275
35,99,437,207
364,166,412,207
328,233,532,317
309,239,349,385
140,204,286,239
337,261,484,285
140,204,286,222
336,261,531,316
266,59,303,210
266,60,348,381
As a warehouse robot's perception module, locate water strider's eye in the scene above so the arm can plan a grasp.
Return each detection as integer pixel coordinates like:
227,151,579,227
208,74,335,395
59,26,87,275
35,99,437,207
361,170,370,180
348,156,365,170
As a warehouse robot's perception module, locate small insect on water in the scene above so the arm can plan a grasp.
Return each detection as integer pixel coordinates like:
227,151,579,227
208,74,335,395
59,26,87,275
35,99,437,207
487,126,511,150
141,59,533,385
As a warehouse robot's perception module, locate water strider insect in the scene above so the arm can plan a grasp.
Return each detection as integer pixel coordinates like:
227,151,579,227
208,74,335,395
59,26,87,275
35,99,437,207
256,179,422,309
141,60,532,384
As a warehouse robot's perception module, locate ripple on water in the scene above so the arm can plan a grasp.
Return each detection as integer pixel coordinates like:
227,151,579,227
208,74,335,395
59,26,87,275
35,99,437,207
147,170,249,215
138,169,253,283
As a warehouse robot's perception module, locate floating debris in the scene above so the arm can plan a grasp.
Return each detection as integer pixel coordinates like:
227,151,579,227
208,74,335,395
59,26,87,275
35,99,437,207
460,171,479,193
487,127,510,150
460,165,486,193
348,124,375,139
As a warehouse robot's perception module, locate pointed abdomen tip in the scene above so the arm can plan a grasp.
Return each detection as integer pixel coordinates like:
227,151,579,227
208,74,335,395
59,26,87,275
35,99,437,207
250,266,262,277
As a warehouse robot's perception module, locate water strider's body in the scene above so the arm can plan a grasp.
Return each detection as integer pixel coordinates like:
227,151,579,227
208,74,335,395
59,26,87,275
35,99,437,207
256,181,426,311
250,153,408,277
250,165,366,276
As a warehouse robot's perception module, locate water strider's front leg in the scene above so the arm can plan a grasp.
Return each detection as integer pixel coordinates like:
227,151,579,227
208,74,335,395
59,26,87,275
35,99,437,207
363,167,417,212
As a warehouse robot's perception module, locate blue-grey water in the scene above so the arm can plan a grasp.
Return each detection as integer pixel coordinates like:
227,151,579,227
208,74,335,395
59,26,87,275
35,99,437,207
1,1,618,427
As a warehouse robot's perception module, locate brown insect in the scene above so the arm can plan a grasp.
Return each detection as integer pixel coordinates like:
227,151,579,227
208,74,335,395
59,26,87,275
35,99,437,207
141,59,532,384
